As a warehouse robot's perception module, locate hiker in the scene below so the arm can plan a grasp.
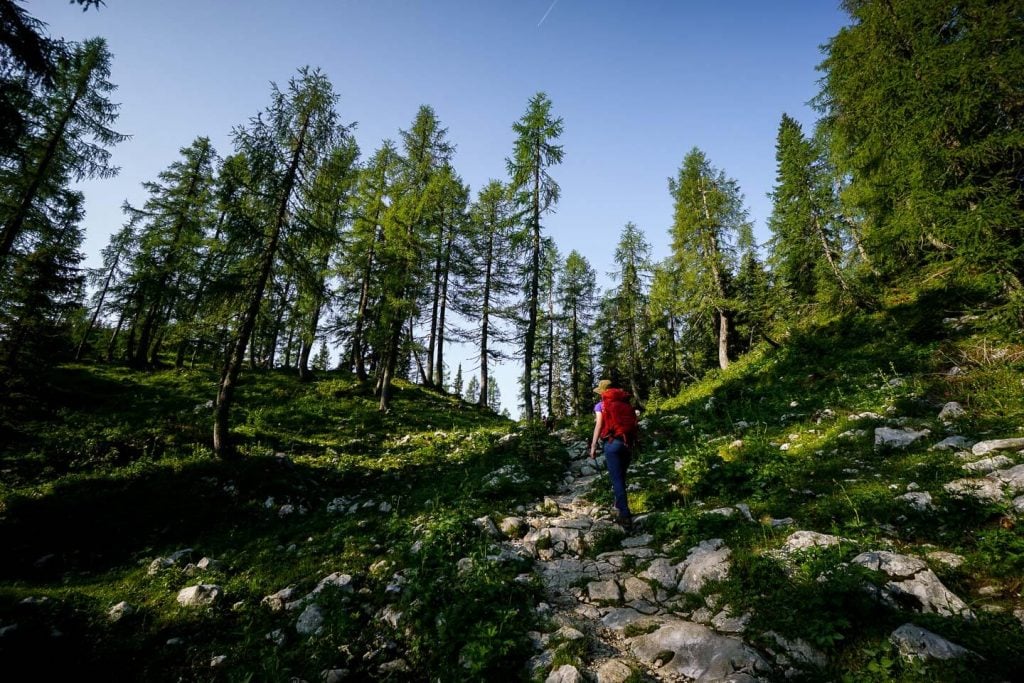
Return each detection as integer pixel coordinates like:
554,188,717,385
589,378,638,529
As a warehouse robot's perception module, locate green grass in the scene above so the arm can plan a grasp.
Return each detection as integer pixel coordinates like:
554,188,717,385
2,273,1023,681
0,365,566,681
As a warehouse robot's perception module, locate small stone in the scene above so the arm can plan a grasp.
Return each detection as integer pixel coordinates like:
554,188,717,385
108,601,134,622
546,664,582,683
938,402,966,421
587,579,621,603
296,603,324,635
210,655,228,668
177,584,222,607
595,659,633,683
972,438,1024,456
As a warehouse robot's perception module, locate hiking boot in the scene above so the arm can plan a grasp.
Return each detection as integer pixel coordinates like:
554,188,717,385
617,515,633,531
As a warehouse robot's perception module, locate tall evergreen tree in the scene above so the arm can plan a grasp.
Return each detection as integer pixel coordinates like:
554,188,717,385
376,105,453,411
292,136,358,380
610,222,652,402
214,67,341,457
557,250,598,417
120,136,218,367
817,0,1024,319
668,148,752,369
0,37,126,265
339,141,401,381
459,180,518,407
507,92,563,420
767,114,850,306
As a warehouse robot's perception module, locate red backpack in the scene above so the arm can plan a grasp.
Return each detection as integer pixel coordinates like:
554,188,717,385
600,388,639,447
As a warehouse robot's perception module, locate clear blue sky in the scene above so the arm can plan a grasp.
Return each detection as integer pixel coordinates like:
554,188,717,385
34,0,849,416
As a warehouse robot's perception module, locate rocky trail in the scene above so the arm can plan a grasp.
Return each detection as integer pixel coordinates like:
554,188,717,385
499,425,1013,682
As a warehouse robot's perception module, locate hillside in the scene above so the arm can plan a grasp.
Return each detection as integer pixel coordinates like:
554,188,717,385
2,285,1024,682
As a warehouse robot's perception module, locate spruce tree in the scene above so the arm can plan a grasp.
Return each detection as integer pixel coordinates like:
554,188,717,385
668,148,752,369
818,0,1024,318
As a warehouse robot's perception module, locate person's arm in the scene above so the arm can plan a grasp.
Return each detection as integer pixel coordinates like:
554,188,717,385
589,411,603,459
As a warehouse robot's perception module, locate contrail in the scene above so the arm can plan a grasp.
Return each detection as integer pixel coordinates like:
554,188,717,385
537,0,559,27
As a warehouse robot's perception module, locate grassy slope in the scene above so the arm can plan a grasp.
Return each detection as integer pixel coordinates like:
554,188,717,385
1,277,1023,681
606,281,1024,681
0,367,566,681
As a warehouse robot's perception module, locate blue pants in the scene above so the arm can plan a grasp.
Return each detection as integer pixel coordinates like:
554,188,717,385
603,438,632,520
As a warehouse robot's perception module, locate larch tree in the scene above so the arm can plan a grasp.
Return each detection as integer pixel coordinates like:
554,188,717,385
292,136,359,381
120,136,219,367
557,250,598,417
459,179,519,407
668,148,752,370
0,37,126,265
213,67,341,458
506,92,563,421
340,141,400,381
376,105,453,411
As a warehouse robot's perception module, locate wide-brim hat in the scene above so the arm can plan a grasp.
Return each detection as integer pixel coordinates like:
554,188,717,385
593,379,612,394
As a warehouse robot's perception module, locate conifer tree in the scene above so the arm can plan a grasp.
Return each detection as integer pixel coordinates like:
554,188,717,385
507,92,563,420
340,141,401,381
610,222,652,402
376,105,453,411
0,37,126,265
214,67,340,457
767,114,849,306
452,363,463,397
464,374,480,404
120,136,219,367
668,148,752,369
818,0,1024,318
460,180,518,407
557,250,598,417
292,136,358,380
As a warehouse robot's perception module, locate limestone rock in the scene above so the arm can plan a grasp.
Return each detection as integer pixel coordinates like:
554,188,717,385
176,584,222,607
972,438,1024,456
781,530,847,553
926,551,964,569
852,551,974,619
295,603,324,635
764,630,827,669
963,456,1014,474
988,464,1024,495
944,477,1004,503
932,435,975,451
546,664,582,683
897,491,933,511
587,579,621,603
890,623,973,660
875,427,930,450
639,557,679,590
261,586,299,612
628,619,770,681
601,607,657,633
499,516,526,538
937,402,966,421
108,601,134,622
595,659,633,683
676,539,731,594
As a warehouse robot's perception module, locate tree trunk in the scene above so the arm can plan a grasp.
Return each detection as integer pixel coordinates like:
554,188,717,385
75,251,119,360
214,112,309,458
105,312,124,362
523,159,541,421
